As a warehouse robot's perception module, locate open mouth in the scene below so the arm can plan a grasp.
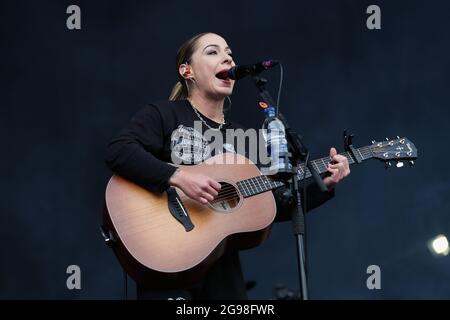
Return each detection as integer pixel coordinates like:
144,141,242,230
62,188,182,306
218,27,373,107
215,70,230,81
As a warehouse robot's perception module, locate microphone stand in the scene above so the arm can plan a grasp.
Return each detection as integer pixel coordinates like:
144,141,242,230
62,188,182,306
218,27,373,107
251,74,328,300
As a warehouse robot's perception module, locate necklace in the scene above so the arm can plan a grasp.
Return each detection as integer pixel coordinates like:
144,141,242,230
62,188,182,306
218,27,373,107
187,98,225,131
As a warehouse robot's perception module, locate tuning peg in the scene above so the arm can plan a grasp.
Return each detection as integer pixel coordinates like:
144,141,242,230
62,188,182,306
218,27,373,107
371,140,376,144
396,136,400,139
409,160,415,167
396,161,404,168
385,137,390,141
385,161,392,169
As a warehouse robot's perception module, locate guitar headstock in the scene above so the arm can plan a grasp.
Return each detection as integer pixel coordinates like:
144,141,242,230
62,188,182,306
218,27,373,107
370,137,418,168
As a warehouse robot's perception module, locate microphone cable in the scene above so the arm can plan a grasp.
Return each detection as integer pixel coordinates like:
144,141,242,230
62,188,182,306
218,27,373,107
276,61,309,277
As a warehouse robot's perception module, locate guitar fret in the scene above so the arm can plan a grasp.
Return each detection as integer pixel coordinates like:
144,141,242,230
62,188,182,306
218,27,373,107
298,164,310,179
342,152,350,163
264,176,273,191
255,177,261,193
259,176,267,192
346,152,356,164
357,148,364,160
239,176,264,197
239,181,249,197
237,182,244,197
298,165,304,177
243,180,252,196
318,159,326,173
250,177,259,194
259,176,266,192
253,177,261,193
312,161,320,174
321,158,327,169
256,176,265,192
312,161,321,173
245,179,252,195
246,180,253,196
364,146,372,159
259,177,266,192
238,144,374,198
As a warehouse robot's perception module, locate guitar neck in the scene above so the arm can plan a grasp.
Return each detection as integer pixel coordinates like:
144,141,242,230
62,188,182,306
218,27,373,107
236,145,373,198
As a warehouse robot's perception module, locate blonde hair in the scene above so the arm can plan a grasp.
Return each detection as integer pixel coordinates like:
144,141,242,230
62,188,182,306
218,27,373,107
169,32,213,101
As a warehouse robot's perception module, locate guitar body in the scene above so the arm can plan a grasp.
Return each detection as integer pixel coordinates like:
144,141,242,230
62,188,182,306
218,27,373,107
104,153,276,289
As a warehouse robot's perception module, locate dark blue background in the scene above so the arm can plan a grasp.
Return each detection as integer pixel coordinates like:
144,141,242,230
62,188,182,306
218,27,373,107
1,0,449,299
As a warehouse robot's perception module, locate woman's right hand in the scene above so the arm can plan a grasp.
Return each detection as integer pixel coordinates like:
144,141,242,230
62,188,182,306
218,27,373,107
168,168,221,205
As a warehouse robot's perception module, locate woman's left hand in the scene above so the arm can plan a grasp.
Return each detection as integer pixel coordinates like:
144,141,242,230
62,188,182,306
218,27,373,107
323,147,350,188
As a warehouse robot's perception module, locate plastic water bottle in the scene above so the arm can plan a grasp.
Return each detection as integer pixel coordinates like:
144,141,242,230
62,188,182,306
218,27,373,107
262,105,292,175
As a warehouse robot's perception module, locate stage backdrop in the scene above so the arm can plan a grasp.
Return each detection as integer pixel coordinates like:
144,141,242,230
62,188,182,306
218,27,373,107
1,0,449,299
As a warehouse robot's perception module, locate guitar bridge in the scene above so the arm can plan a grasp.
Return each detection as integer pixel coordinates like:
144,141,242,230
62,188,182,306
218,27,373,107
166,187,194,232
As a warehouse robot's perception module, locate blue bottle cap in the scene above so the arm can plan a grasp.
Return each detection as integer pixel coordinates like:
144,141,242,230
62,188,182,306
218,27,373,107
263,105,276,118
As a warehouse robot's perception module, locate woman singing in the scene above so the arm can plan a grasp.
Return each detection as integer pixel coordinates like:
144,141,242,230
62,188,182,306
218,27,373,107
105,32,350,299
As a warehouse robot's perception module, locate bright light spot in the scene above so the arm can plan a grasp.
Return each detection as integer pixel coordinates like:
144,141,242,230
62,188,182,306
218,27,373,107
396,162,404,168
429,235,449,256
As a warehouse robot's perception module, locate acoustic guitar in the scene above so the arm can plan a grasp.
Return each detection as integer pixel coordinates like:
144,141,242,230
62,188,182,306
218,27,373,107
102,137,417,289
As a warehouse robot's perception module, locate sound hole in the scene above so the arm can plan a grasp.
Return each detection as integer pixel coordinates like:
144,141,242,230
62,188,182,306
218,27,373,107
209,182,241,213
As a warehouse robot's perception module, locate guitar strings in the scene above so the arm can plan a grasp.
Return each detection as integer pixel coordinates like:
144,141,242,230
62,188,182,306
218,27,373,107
208,147,376,203
202,145,409,205
211,195,240,204
200,150,386,203
181,148,379,205
212,182,270,202
116,144,380,233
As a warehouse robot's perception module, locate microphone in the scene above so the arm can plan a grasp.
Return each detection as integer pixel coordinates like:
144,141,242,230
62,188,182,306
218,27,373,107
225,60,279,80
